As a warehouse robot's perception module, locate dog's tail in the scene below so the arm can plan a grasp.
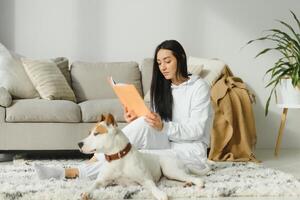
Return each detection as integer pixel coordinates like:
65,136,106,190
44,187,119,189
187,160,213,176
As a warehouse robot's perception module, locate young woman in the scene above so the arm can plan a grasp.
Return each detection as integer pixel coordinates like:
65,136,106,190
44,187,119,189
35,40,213,180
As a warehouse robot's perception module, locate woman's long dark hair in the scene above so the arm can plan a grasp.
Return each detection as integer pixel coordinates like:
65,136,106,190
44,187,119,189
150,40,188,121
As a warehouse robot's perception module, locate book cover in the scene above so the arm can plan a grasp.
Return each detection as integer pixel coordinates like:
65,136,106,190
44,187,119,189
108,76,151,117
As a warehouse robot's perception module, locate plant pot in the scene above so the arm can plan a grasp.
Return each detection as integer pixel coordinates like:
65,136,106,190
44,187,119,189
276,79,300,108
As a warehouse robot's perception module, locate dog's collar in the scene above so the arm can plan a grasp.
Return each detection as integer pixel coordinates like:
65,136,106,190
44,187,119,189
104,143,132,162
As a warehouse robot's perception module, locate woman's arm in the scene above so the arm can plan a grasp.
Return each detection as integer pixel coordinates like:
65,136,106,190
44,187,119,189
144,112,164,131
164,82,213,142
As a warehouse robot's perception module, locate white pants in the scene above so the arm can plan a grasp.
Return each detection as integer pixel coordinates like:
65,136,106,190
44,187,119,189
78,117,208,180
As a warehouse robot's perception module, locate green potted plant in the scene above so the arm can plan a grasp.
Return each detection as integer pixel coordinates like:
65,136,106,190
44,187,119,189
247,10,300,116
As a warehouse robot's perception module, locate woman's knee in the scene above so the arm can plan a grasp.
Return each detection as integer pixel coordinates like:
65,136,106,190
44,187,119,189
122,116,150,136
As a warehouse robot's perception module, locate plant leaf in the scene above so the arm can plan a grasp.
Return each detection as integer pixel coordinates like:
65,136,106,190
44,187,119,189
268,28,300,51
290,10,300,32
265,81,280,116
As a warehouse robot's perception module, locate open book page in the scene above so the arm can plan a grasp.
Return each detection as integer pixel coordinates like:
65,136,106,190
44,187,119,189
108,76,151,117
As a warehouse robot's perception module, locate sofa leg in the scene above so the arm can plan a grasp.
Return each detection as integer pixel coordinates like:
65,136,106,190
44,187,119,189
0,153,14,162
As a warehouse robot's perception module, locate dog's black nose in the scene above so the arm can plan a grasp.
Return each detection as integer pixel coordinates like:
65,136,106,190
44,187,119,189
78,142,84,149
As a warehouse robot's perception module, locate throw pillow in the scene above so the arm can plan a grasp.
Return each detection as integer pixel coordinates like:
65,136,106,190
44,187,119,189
52,57,72,87
188,64,204,76
0,87,12,107
12,53,72,88
21,58,76,102
0,43,39,98
187,56,226,87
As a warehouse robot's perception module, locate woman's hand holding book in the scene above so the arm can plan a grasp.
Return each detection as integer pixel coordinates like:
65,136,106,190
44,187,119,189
145,112,164,131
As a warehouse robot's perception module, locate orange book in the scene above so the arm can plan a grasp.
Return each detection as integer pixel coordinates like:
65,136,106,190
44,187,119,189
108,76,151,117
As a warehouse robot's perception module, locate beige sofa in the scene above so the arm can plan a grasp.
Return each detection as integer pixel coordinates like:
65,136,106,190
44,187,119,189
0,55,225,153
0,59,154,151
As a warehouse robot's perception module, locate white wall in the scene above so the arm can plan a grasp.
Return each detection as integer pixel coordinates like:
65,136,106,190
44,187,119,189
1,0,300,149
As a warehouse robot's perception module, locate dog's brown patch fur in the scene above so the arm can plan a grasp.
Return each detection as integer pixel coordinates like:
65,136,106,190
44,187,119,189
105,113,117,127
93,113,117,135
95,124,108,135
97,113,117,127
97,114,106,122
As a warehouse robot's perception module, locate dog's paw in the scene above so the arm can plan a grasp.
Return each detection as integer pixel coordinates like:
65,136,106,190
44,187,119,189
183,181,194,187
81,192,91,200
193,178,204,188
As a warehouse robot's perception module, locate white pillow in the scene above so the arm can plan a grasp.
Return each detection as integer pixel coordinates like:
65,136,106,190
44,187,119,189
188,64,204,76
0,43,39,98
188,56,226,87
0,87,12,107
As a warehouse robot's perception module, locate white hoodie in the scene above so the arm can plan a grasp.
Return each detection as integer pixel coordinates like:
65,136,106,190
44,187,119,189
163,75,212,144
162,74,213,167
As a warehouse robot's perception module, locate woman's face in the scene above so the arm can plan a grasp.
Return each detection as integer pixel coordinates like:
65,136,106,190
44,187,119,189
156,49,178,81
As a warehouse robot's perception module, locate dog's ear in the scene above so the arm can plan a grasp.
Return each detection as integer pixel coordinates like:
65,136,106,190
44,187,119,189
97,114,105,122
105,113,118,127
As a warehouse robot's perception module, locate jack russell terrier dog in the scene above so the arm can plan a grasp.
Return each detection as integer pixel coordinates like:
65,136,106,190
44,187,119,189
79,113,209,200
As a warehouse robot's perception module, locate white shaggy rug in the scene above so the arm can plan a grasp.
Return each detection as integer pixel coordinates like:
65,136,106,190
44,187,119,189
0,159,300,200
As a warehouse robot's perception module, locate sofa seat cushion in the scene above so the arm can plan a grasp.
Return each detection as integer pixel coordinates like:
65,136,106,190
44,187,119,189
6,99,81,122
79,99,125,122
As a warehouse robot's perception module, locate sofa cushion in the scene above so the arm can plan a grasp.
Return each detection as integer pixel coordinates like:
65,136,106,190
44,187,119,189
71,61,142,102
6,99,81,122
0,43,72,99
0,87,12,107
140,58,153,99
79,99,125,122
12,53,72,88
0,43,39,98
52,57,72,87
22,58,76,102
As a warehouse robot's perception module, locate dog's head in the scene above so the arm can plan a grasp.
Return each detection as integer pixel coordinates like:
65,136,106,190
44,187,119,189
78,113,118,154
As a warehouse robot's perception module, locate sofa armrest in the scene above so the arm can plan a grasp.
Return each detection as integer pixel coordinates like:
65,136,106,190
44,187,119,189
0,87,12,107
0,106,5,123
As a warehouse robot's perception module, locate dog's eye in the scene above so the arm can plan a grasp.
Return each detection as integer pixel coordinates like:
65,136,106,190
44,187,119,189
93,132,99,136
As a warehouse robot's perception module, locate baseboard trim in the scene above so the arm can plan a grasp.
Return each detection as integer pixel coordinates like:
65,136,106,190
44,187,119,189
0,150,91,160
0,153,14,162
